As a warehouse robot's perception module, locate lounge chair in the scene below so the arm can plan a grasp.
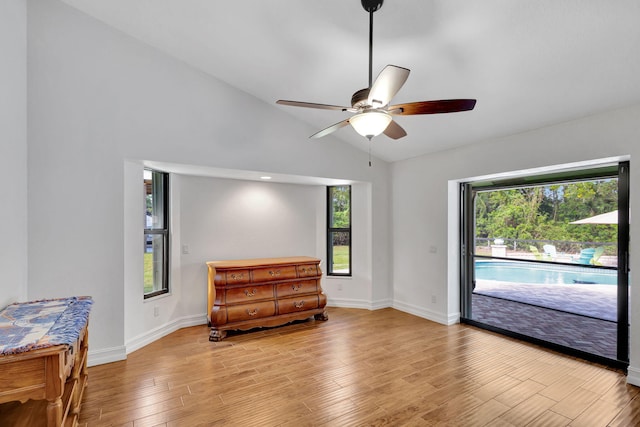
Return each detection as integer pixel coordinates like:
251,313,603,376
574,248,596,265
529,245,542,260
590,246,605,265
543,244,557,260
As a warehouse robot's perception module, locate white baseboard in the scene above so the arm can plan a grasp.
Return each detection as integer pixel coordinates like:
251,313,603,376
328,298,456,323
627,366,640,387
88,345,126,367
125,313,207,355
392,300,458,325
327,297,392,311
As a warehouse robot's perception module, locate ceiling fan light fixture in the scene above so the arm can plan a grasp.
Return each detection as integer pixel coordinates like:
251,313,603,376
275,0,476,146
349,110,392,139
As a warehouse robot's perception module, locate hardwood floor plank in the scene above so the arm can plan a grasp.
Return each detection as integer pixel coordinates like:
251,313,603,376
449,398,511,426
496,393,557,425
494,379,546,408
471,375,523,403
608,393,640,427
599,376,640,407
420,393,485,425
75,307,637,426
570,398,623,427
526,409,572,426
550,386,600,419
538,374,586,402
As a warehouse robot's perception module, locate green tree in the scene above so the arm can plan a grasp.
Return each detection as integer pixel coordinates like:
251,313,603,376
330,186,350,228
475,179,617,250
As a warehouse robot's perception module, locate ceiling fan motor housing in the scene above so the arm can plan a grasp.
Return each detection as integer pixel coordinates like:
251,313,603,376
351,88,371,109
361,0,383,13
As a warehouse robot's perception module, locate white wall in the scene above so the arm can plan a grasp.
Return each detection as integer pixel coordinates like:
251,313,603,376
325,182,380,308
391,104,640,380
0,0,28,308
125,174,324,350
122,169,380,352
178,176,323,316
27,0,391,365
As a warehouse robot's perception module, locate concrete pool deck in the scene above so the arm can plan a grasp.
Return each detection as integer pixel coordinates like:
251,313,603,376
474,279,619,321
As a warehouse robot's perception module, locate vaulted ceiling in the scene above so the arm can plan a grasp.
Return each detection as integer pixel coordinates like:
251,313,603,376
59,0,640,162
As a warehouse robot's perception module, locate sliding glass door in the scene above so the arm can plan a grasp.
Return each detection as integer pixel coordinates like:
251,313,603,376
460,162,629,368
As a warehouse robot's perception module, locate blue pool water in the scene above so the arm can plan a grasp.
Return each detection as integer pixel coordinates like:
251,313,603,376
475,261,617,285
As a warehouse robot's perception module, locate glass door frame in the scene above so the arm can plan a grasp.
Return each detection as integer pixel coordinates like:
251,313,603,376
460,162,629,368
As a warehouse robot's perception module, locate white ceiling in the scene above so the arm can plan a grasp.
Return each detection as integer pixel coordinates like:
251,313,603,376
60,0,640,163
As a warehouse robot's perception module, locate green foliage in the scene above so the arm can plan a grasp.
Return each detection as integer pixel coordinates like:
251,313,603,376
475,179,618,246
330,186,350,228
144,252,153,293
332,245,350,271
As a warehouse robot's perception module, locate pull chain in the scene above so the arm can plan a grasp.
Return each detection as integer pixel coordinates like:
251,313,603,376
368,143,372,167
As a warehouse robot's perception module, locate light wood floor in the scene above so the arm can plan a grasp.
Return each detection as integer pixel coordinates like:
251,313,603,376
78,308,640,426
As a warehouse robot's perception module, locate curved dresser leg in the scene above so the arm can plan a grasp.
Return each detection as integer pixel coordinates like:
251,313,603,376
209,329,227,342
315,310,329,321
47,398,63,427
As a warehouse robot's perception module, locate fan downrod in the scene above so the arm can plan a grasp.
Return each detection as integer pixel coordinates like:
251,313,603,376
361,0,383,13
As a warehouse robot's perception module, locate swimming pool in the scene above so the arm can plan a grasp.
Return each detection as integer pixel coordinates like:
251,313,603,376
475,260,617,285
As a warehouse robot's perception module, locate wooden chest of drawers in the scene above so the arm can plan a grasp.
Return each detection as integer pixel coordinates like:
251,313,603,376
0,297,92,427
207,256,328,341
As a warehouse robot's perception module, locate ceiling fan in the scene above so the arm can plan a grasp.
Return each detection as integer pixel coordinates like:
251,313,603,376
276,0,477,141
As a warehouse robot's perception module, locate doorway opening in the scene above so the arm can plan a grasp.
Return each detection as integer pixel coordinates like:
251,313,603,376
460,162,629,369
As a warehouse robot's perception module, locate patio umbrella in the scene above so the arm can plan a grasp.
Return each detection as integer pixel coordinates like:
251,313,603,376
570,210,618,224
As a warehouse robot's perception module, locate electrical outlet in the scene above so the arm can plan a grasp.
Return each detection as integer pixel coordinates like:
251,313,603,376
337,283,343,291
431,295,437,304
154,306,159,317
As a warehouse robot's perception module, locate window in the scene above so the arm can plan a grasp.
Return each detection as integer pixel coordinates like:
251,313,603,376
144,169,169,298
327,185,351,276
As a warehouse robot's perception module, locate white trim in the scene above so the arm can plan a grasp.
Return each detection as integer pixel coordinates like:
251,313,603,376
327,298,391,311
392,300,458,325
125,313,207,355
627,366,640,387
88,345,126,367
370,299,393,310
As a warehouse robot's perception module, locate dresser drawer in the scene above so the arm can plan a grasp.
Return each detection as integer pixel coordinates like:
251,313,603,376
227,301,276,322
226,285,274,304
220,270,251,285
276,280,318,298
296,264,319,277
278,295,319,315
252,265,297,282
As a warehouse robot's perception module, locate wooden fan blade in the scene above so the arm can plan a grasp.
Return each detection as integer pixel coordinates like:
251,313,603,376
310,119,350,139
389,99,477,115
276,100,352,111
367,65,410,107
383,120,407,140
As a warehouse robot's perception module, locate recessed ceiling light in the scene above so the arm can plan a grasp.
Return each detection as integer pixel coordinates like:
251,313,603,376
260,176,272,180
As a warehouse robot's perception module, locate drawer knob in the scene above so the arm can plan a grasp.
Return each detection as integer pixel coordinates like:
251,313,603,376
294,301,305,309
230,273,245,281
246,308,258,316
244,289,258,297
269,270,281,277
291,284,302,291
